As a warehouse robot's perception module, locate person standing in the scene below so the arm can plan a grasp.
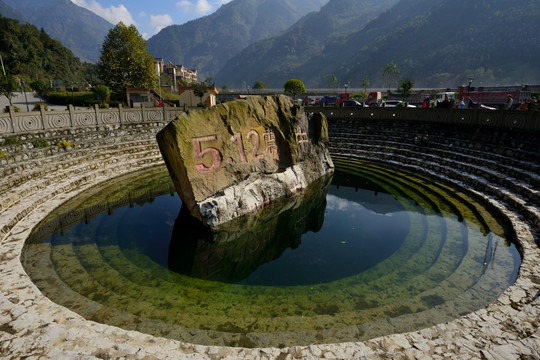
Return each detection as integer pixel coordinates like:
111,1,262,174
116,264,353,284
422,96,429,108
505,94,513,109
466,96,475,109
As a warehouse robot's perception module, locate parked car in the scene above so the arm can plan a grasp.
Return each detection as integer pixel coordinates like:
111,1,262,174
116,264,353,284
479,104,497,110
434,92,456,106
381,100,416,108
340,100,364,107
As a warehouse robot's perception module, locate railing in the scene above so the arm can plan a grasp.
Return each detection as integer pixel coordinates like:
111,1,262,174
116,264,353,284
0,104,185,134
3,103,539,135
306,106,540,132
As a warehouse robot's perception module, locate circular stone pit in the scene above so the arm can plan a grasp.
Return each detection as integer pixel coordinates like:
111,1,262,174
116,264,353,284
0,115,539,359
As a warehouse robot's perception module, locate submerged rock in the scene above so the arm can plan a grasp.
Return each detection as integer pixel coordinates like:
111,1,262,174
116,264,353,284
156,95,334,227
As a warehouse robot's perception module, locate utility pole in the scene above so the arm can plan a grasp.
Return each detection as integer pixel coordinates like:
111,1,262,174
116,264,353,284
0,54,5,76
21,78,29,111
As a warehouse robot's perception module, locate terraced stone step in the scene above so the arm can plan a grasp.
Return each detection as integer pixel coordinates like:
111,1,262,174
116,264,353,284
0,139,161,193
333,148,539,246
0,148,162,213
0,138,160,184
329,141,540,212
329,132,540,184
328,120,540,162
0,156,163,237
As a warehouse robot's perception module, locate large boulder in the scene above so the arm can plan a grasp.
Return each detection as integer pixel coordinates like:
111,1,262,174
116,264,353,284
156,95,334,227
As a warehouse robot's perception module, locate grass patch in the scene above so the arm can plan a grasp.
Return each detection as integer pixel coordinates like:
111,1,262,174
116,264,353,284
31,138,51,148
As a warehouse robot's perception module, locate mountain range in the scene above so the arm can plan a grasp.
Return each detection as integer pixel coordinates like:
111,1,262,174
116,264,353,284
214,0,400,88
1,0,538,88
146,0,329,80
215,0,540,88
0,0,25,22
0,0,112,63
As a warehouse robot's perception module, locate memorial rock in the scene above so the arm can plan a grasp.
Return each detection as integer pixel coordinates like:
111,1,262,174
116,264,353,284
156,95,334,227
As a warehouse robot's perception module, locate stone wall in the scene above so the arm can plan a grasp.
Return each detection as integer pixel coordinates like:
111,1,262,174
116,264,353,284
0,104,184,135
307,106,540,131
0,108,539,359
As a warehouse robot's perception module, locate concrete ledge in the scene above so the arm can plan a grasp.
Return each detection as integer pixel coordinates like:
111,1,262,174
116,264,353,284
0,118,539,359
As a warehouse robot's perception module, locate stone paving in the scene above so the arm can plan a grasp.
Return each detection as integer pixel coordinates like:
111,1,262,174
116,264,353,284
1,120,539,359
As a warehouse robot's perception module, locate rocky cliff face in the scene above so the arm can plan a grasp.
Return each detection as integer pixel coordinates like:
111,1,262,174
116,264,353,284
157,95,334,227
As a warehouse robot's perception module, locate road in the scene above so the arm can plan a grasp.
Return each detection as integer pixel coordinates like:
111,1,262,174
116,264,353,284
0,92,70,112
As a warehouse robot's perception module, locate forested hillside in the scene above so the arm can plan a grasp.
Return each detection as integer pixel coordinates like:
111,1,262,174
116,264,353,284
0,15,92,83
146,0,328,79
215,0,400,88
215,0,540,88
331,0,540,88
1,0,112,63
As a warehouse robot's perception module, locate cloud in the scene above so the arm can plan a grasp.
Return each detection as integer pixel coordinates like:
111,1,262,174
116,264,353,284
176,0,213,15
325,195,362,212
149,14,174,34
71,0,136,26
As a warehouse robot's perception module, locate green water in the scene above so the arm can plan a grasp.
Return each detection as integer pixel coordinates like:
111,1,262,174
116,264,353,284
22,158,520,348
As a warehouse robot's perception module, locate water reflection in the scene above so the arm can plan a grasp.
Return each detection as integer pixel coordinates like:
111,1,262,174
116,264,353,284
168,174,332,285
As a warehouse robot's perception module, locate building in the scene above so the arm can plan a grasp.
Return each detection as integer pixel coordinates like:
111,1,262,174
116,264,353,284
126,88,167,108
153,58,198,89
178,83,219,108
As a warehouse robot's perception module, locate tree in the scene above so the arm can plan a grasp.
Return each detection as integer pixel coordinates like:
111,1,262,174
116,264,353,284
30,79,49,102
327,75,338,89
362,77,370,93
159,72,173,87
382,61,400,90
283,79,306,99
92,84,110,103
0,74,17,106
192,83,208,106
253,81,267,89
397,79,414,102
97,22,157,100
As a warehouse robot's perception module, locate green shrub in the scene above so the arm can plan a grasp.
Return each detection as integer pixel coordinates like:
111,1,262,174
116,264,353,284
47,91,94,107
91,84,110,102
31,138,51,148
32,103,48,111
2,135,21,145
3,105,20,113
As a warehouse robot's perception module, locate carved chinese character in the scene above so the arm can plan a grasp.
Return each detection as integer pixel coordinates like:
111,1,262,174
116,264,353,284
263,129,278,156
296,126,309,153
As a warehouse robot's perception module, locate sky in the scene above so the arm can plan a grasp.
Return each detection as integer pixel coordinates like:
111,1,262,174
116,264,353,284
70,0,232,39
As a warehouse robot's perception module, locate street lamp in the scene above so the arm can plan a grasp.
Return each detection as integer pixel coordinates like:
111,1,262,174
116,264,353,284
468,77,474,96
21,78,29,111
70,85,74,108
